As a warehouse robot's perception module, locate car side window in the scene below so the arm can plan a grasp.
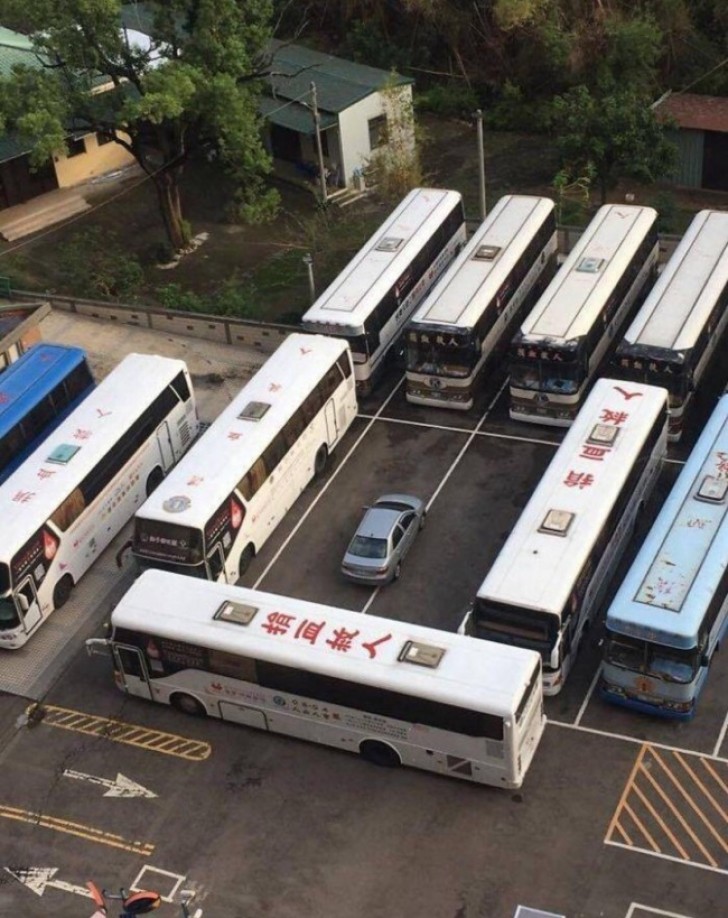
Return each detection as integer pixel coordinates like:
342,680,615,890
401,512,415,530
392,525,405,548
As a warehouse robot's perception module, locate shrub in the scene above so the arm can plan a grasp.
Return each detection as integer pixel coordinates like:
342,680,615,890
415,83,479,119
55,227,145,300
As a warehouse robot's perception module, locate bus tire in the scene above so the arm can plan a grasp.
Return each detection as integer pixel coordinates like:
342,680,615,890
53,575,74,609
146,466,164,496
238,544,255,579
314,444,328,478
171,693,206,717
359,740,401,768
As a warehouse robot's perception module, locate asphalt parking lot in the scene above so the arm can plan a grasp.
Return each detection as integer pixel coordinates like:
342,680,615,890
0,321,726,918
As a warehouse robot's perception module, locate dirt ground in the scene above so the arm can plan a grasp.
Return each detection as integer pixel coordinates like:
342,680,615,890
2,113,727,324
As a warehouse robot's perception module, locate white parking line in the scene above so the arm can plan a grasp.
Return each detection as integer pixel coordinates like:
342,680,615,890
713,709,728,759
626,900,696,917
359,378,509,617
574,664,602,726
358,411,561,448
252,376,405,590
549,718,728,765
608,840,728,876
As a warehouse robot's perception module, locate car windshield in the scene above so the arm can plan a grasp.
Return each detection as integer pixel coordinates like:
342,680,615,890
348,536,388,559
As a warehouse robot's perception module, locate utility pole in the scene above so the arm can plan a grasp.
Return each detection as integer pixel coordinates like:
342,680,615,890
310,81,328,204
474,109,486,220
302,252,316,304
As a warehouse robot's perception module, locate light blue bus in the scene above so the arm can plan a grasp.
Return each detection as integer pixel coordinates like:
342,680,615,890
0,342,95,484
600,394,728,718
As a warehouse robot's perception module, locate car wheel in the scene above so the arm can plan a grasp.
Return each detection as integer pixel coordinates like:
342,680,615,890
238,544,255,579
314,444,328,478
419,510,427,530
171,693,206,717
360,740,401,768
53,575,74,610
393,562,402,581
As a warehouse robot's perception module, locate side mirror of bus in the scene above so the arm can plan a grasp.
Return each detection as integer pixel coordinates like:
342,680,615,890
549,634,562,671
85,638,112,658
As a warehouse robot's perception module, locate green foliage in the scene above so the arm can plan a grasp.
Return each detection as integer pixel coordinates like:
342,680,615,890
0,1,278,251
155,283,207,313
549,84,677,204
483,82,551,132
415,83,479,119
648,190,680,234
339,20,413,72
55,228,145,300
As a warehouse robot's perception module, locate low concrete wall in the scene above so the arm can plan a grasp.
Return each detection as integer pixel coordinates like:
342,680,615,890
2,289,294,355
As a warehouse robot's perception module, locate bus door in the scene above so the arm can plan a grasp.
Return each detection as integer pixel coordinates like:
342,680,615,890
112,644,153,699
155,420,175,471
324,399,338,447
206,544,226,582
14,576,42,635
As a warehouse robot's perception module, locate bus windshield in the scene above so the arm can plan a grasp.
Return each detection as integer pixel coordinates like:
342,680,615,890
134,518,204,565
604,634,699,684
0,595,20,629
406,334,476,378
510,358,581,394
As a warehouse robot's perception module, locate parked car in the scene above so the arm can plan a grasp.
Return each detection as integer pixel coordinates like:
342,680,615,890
341,494,426,584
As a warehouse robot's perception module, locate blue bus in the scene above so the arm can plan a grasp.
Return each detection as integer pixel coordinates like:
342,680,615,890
0,343,95,484
600,394,728,718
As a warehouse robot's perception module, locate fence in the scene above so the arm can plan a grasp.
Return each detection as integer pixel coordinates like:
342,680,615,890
0,226,681,355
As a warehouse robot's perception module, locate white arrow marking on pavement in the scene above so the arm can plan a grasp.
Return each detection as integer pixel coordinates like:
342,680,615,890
63,769,158,798
4,867,94,899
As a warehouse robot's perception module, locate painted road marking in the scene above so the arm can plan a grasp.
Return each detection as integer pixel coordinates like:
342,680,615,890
0,805,154,856
4,867,94,901
27,704,211,761
606,744,728,874
626,905,695,918
62,769,157,798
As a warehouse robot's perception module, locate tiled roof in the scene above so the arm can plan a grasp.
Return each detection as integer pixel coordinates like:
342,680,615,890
653,92,728,133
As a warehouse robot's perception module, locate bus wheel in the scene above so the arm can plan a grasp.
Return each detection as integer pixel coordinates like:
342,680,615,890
171,693,206,717
238,544,255,579
360,740,401,768
314,444,328,478
53,575,74,609
146,467,164,496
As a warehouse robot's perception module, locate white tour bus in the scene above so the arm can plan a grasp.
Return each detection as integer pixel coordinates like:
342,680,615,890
509,204,659,426
131,333,357,583
612,209,728,441
301,188,466,394
460,378,668,694
601,394,728,718
88,570,545,788
405,195,557,410
0,354,198,649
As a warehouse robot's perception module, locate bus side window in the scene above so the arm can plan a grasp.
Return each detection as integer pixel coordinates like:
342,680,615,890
65,363,93,401
51,488,87,531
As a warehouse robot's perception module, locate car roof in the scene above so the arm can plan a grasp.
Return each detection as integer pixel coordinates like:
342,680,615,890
358,506,402,539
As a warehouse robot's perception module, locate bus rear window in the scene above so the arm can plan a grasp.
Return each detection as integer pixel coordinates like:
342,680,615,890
134,518,203,564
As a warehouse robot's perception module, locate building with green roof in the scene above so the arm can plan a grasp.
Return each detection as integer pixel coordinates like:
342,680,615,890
262,40,414,191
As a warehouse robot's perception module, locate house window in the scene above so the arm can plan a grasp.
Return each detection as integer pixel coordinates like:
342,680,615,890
66,137,86,158
368,115,387,151
97,132,114,146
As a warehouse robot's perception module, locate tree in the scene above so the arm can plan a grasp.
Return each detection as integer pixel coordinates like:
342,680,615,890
0,0,279,251
549,84,676,204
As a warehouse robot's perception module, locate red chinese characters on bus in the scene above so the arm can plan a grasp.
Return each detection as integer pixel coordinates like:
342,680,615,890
563,401,632,485
259,610,392,659
715,452,728,477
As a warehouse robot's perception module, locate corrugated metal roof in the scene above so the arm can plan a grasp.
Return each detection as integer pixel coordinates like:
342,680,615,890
0,26,46,78
267,39,412,116
259,96,336,135
653,92,728,133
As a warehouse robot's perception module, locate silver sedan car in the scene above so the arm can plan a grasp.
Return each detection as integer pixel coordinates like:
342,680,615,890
341,494,426,584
